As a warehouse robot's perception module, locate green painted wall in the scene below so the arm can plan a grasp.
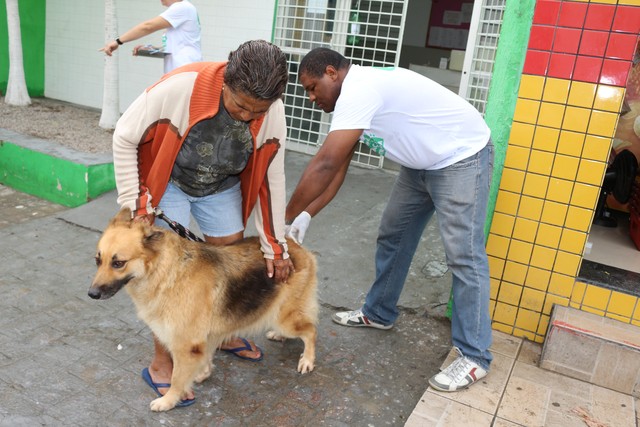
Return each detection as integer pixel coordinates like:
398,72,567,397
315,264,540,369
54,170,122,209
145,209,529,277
0,141,115,207
0,0,46,96
483,0,535,236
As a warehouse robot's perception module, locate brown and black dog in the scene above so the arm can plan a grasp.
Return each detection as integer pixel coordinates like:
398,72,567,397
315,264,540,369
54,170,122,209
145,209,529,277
88,208,318,411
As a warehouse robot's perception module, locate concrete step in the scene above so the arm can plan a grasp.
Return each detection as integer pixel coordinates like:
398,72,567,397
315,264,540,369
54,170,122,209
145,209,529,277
540,304,640,397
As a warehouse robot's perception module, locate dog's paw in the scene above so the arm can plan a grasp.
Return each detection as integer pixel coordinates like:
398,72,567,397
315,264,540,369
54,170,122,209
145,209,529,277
150,396,178,412
194,363,212,383
266,330,286,342
297,355,314,374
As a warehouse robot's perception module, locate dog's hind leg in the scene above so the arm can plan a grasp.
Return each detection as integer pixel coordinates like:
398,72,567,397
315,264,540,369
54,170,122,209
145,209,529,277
149,342,207,412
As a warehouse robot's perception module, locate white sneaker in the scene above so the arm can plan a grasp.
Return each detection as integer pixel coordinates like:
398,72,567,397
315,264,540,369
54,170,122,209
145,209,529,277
332,309,393,330
429,353,487,392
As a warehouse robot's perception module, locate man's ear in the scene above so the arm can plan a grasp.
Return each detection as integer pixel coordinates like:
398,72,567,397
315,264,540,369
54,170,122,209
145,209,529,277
325,65,338,80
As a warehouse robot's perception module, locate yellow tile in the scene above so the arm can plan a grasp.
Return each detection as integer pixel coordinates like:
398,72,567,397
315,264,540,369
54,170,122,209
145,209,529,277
523,173,550,198
537,314,550,335
619,0,640,6
533,334,545,343
568,81,597,108
549,273,575,298
507,240,534,265
553,251,581,277
493,301,518,325
498,281,523,305
543,294,570,314
490,277,500,299
559,229,587,254
588,110,619,138
607,291,637,318
487,233,510,259
528,150,555,175
594,0,617,4
535,223,562,248
513,98,540,124
518,75,545,100
565,205,594,232
521,287,546,312
540,200,568,226
513,328,537,341
593,85,625,113
490,212,515,237
525,266,551,291
518,195,544,221
499,168,526,193
493,322,515,335
530,245,556,270
495,190,520,215
551,154,579,181
504,145,531,170
543,78,571,104
532,126,560,152
634,300,640,320
515,308,541,333
571,182,600,209
583,284,611,311
503,260,529,285
557,130,585,156
582,134,613,161
489,298,496,315
509,122,536,148
489,256,506,279
576,159,606,185
538,102,566,129
571,281,587,304
546,177,573,204
562,106,591,133
512,217,539,243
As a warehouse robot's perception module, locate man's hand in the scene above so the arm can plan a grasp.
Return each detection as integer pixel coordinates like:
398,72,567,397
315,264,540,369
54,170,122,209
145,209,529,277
266,258,295,283
286,211,311,244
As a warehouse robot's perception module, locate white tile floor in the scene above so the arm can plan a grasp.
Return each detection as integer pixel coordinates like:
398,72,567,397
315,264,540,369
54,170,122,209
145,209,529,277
585,212,640,274
404,331,639,426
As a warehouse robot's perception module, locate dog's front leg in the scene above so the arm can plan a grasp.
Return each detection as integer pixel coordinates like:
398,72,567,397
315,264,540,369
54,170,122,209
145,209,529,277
149,344,205,412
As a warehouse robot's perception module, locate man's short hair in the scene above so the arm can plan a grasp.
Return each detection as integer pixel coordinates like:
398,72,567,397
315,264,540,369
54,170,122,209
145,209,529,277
299,48,350,78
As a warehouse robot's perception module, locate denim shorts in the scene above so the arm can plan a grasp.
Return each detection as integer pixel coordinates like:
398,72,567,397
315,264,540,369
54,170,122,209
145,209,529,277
156,181,244,238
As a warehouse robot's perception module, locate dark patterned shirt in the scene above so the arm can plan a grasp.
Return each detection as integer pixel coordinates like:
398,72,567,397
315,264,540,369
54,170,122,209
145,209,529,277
170,95,253,197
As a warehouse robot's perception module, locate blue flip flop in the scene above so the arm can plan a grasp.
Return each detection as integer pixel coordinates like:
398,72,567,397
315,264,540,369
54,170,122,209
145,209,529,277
141,367,196,408
221,337,264,362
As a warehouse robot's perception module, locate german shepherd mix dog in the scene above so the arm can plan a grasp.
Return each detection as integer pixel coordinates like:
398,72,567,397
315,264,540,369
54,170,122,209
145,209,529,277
88,208,318,412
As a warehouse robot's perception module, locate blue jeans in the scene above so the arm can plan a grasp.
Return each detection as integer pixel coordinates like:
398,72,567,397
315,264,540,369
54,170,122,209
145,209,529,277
362,141,494,369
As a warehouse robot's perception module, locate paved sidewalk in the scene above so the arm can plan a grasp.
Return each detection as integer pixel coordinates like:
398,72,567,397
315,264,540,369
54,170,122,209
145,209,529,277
0,152,454,426
2,151,637,426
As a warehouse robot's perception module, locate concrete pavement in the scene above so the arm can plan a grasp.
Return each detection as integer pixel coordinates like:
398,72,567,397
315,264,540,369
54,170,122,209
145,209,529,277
0,151,454,426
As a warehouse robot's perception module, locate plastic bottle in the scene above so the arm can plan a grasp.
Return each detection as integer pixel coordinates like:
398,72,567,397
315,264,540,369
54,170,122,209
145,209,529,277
347,1,362,45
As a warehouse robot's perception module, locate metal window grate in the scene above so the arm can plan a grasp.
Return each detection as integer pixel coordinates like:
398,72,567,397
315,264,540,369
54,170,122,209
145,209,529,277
459,0,506,116
274,0,407,168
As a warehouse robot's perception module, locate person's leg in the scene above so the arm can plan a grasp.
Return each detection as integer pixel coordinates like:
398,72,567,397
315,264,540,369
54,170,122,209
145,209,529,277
335,167,434,327
191,182,262,360
428,141,494,391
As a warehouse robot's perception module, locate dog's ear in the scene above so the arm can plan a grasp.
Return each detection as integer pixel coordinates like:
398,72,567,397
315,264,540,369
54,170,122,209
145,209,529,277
110,207,133,226
142,228,165,251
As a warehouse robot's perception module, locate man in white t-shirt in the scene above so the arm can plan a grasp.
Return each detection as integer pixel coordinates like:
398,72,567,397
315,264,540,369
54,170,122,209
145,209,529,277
285,47,494,392
101,0,202,73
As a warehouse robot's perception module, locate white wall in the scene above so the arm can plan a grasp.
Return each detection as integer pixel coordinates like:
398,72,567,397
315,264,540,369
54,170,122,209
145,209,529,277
45,0,276,111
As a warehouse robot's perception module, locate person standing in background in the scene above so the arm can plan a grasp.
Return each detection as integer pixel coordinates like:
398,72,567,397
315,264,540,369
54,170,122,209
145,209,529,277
100,0,202,73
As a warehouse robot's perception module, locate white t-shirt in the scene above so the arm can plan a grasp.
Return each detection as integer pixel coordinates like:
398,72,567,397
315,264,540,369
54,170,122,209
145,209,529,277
330,65,491,170
160,0,202,73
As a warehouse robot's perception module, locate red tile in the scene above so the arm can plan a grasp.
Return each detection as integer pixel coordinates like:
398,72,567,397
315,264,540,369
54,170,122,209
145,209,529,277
553,27,581,54
579,30,609,57
533,0,560,26
573,56,603,83
606,33,639,61
612,6,640,34
584,4,615,31
558,1,588,28
600,59,631,86
548,53,576,79
529,25,555,51
523,50,551,76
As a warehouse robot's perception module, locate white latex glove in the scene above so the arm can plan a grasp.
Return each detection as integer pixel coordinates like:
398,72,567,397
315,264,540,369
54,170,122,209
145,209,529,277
286,211,311,245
